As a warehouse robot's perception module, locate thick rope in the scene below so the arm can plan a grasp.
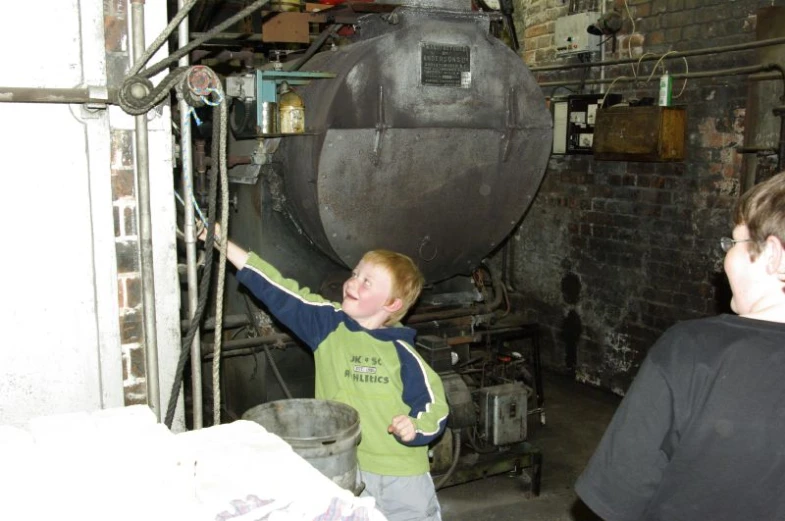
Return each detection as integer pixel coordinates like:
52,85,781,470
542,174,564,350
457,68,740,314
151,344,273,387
212,86,229,426
118,67,189,116
122,0,270,426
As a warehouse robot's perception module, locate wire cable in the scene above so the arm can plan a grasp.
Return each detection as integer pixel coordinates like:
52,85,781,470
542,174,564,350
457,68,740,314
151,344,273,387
141,0,272,79
435,429,462,490
674,57,690,99
600,74,631,107
644,50,679,83
129,0,200,77
633,52,656,80
164,124,219,428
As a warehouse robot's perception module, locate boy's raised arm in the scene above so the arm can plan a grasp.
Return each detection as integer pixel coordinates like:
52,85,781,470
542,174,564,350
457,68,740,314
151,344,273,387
198,224,249,270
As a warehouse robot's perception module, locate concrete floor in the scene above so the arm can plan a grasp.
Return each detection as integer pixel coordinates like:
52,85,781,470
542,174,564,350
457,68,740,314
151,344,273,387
437,372,621,521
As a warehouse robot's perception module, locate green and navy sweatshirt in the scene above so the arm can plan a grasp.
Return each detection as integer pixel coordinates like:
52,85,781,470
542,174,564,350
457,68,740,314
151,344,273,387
237,253,449,476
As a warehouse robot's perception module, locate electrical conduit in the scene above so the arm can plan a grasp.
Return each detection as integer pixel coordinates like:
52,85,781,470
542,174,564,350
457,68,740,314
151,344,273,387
130,0,161,421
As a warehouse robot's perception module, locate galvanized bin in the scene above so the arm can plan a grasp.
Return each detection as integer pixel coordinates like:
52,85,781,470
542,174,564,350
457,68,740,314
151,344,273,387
242,399,362,493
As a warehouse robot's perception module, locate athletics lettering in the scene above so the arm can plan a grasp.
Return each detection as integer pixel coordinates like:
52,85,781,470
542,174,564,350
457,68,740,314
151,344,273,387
350,373,390,384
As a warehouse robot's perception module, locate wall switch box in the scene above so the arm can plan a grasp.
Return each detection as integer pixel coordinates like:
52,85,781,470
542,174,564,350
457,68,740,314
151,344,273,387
552,93,622,155
554,12,601,56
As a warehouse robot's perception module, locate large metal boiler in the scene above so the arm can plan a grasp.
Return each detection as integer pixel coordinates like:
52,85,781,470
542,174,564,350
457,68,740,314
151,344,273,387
225,3,552,288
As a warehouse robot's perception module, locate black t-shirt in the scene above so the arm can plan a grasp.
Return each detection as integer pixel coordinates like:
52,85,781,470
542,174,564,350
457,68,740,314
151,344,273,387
575,314,785,521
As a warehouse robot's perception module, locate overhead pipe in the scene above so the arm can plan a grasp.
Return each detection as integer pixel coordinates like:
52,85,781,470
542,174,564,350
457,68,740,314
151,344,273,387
191,49,255,69
539,63,785,88
531,36,785,73
178,0,203,430
130,0,161,421
191,32,266,42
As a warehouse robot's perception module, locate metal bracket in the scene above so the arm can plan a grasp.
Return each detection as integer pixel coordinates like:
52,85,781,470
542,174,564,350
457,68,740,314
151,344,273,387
255,69,335,113
221,69,335,137
372,85,387,166
500,86,518,163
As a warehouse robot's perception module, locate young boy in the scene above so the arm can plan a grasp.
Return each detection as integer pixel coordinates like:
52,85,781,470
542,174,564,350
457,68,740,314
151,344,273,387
205,230,449,521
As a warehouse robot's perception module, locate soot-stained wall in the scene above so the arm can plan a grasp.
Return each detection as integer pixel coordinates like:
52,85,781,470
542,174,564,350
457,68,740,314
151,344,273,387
508,0,784,394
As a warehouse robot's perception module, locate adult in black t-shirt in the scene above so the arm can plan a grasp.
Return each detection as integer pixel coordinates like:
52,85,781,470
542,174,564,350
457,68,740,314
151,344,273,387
575,171,785,521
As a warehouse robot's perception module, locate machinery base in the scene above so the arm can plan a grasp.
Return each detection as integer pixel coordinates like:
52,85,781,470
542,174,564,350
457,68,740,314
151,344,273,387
433,441,542,497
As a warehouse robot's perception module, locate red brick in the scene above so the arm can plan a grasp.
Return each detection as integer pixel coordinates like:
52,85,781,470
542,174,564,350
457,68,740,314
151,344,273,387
525,23,550,39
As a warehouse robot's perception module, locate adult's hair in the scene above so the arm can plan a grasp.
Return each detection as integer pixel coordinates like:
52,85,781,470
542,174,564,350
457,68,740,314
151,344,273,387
734,171,785,260
361,249,424,325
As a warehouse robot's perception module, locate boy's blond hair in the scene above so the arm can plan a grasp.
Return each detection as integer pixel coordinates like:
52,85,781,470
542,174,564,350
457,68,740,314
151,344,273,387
734,171,785,260
361,249,424,325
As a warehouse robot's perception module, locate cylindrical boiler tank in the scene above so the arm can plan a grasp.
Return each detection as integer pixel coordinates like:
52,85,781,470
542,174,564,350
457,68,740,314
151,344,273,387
275,7,552,282
226,7,552,287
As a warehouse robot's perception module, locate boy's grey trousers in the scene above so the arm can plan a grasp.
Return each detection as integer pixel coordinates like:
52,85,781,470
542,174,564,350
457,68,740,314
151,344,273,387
359,469,441,521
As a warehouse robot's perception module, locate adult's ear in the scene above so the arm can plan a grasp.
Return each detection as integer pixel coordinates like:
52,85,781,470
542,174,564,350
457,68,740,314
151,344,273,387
384,297,403,313
764,235,785,276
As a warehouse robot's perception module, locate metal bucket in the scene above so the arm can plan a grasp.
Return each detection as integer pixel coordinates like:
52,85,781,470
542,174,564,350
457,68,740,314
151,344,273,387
242,399,362,493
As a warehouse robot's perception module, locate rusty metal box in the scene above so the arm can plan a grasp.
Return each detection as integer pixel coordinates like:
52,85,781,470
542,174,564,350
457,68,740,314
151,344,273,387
416,335,453,373
592,105,686,161
479,383,529,446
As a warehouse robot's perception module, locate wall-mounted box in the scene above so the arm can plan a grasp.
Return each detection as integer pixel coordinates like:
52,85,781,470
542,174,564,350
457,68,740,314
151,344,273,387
552,93,622,155
592,106,686,161
554,12,601,56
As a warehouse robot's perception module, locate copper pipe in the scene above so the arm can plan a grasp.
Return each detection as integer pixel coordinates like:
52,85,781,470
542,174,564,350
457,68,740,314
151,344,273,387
194,139,212,174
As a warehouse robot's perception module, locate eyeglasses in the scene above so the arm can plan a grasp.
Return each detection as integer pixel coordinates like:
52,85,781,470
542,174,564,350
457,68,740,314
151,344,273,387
720,237,753,252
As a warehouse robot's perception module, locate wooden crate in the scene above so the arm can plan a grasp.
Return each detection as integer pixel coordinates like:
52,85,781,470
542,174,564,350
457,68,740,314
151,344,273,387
592,106,686,161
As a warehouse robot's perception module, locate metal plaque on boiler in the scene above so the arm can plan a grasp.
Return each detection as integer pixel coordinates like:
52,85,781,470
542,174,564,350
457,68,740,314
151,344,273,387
421,43,471,88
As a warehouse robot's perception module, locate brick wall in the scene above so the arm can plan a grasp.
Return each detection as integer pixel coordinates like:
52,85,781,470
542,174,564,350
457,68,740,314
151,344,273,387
112,129,148,405
510,0,781,393
106,1,148,406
